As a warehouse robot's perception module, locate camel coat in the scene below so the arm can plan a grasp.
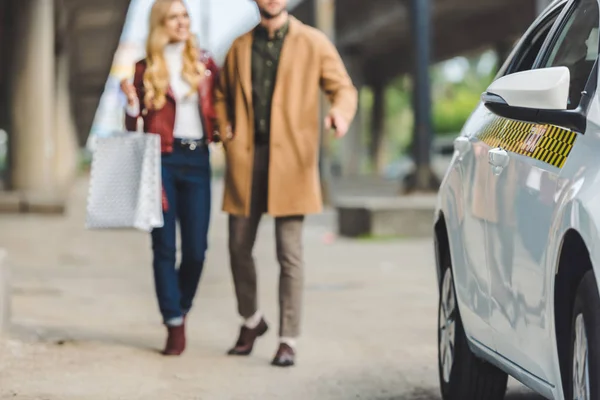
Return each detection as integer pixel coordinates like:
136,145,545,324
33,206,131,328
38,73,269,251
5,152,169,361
214,17,358,217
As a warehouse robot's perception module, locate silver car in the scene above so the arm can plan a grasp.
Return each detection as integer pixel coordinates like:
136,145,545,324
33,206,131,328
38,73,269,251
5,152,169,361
434,0,600,399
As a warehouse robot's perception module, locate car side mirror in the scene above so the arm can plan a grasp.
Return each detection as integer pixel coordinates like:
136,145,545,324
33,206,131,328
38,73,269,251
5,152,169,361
482,67,587,133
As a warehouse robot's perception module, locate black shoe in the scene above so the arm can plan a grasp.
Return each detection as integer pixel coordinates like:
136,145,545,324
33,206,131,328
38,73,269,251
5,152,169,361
271,343,295,367
227,318,269,356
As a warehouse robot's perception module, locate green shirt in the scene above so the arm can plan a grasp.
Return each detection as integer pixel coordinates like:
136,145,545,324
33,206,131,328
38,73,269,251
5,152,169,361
251,20,289,144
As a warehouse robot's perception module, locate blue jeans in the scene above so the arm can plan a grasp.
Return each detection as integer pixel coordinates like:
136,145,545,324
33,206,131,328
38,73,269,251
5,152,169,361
151,141,211,326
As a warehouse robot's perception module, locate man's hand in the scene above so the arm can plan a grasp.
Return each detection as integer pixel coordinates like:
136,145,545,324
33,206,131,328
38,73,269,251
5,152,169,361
324,112,349,139
120,79,137,107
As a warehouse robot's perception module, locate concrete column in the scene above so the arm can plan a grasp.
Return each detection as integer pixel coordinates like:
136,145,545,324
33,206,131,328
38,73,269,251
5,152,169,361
369,81,385,174
0,1,12,190
315,0,335,203
54,50,79,194
10,0,57,199
340,53,363,177
404,0,439,193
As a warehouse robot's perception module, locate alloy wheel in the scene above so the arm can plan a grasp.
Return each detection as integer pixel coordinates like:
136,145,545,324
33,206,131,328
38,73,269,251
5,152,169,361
573,313,591,400
440,269,457,383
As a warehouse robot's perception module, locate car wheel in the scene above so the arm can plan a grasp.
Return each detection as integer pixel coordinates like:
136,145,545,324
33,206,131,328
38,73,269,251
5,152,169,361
438,266,508,400
568,271,600,400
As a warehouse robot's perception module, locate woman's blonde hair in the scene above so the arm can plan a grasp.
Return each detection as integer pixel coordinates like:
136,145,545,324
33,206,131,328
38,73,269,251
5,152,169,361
143,0,205,110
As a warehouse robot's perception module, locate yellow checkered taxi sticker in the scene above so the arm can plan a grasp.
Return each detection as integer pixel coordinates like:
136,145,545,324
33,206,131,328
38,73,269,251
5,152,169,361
477,117,578,169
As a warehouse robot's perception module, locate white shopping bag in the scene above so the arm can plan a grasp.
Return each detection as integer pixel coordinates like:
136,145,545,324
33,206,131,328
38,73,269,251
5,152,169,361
85,132,164,232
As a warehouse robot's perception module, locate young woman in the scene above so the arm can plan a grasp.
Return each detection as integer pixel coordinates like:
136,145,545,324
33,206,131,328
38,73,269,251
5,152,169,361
121,0,219,356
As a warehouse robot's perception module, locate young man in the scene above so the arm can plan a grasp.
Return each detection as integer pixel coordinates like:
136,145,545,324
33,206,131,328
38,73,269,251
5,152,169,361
215,0,358,367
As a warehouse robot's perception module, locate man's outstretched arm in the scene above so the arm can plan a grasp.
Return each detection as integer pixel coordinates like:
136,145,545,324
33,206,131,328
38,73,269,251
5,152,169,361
318,35,358,138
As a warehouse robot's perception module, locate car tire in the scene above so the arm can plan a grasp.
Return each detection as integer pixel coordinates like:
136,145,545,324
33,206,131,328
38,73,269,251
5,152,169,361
438,266,508,400
567,270,600,400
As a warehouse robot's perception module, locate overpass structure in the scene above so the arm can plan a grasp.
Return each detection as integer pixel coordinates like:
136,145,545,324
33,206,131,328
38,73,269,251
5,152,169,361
293,0,543,85
291,0,546,182
0,0,550,212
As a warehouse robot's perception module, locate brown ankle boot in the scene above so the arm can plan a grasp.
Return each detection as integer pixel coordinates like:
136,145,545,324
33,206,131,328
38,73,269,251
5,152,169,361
163,323,186,356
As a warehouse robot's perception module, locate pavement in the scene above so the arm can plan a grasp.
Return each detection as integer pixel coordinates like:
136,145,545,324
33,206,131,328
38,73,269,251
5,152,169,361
0,176,543,399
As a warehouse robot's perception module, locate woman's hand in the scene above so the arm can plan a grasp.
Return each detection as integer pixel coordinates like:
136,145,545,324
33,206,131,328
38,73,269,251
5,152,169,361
120,79,138,107
215,124,234,143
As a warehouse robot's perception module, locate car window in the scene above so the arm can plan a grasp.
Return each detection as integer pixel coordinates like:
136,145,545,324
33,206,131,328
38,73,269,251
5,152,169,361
541,0,599,109
496,9,562,78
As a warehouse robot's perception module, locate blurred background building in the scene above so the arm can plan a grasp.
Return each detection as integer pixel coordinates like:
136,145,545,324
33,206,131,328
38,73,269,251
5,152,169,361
0,0,552,212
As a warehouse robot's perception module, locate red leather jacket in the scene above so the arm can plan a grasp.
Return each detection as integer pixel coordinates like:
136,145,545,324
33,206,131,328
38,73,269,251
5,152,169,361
125,50,220,152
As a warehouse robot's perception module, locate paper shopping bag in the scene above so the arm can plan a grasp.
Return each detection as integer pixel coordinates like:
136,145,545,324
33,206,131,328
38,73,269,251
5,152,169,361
85,132,163,232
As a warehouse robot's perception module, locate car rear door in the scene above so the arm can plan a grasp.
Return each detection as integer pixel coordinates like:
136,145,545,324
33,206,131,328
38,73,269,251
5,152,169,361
485,0,599,383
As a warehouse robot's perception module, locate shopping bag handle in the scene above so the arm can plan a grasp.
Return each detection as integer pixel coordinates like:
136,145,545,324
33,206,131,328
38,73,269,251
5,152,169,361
136,115,144,133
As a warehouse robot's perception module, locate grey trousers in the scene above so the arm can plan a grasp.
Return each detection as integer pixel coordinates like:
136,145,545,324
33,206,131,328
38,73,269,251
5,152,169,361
228,144,304,338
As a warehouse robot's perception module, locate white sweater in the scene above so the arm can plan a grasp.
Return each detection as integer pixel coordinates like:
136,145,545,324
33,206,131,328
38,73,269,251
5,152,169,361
126,42,204,140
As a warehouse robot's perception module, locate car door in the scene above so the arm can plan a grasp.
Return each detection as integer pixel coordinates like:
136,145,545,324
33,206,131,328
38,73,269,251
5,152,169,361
449,4,565,352
486,0,599,383
449,103,498,351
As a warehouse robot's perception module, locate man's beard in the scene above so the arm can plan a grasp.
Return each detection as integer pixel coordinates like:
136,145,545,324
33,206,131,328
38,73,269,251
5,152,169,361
259,7,284,19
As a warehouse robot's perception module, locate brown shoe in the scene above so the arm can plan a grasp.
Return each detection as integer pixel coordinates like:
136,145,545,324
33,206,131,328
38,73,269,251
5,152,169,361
162,323,186,356
271,343,295,367
227,318,269,356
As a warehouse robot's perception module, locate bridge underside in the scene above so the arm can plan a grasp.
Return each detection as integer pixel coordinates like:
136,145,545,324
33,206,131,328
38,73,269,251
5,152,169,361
293,0,538,85
291,0,540,178
0,0,544,209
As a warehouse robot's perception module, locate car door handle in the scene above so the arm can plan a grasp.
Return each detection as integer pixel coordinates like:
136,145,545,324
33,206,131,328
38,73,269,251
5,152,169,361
454,136,471,159
488,147,509,175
